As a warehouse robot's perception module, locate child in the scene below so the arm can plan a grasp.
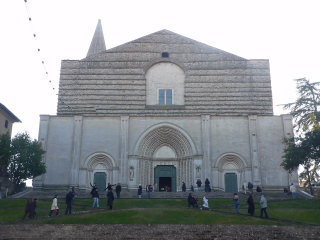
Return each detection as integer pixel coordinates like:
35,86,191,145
202,196,209,209
49,194,59,216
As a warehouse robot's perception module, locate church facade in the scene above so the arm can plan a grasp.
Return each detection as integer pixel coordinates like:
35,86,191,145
33,20,298,192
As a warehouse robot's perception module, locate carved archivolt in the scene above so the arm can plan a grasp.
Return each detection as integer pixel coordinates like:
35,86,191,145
85,153,114,171
216,153,247,171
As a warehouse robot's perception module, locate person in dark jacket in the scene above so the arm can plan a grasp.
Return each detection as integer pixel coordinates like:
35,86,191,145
115,183,122,199
30,198,37,219
22,197,34,220
65,188,75,215
182,181,186,192
187,193,198,208
196,179,202,191
190,185,194,192
138,184,142,198
247,194,255,216
205,178,211,192
107,190,115,210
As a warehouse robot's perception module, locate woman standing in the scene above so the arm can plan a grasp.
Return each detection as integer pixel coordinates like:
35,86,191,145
247,194,255,216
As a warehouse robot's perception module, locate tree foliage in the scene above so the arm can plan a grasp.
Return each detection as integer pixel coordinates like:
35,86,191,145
283,78,320,131
0,132,46,190
282,78,320,195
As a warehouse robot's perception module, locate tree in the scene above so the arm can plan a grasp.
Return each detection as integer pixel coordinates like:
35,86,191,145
283,78,320,132
3,133,46,191
281,129,320,195
281,78,320,195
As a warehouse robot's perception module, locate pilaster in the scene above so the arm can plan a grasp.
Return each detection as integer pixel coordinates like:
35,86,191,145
120,116,129,184
201,115,211,180
69,116,83,187
248,115,261,186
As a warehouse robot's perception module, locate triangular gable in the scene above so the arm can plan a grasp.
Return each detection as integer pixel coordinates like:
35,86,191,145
103,29,245,61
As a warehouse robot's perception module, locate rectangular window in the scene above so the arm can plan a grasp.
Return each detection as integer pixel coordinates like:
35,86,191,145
158,89,173,105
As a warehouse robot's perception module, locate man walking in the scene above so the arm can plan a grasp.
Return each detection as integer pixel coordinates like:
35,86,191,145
259,194,269,218
65,187,75,215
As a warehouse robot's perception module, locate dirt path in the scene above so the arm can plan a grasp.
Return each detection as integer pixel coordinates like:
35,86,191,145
1,224,320,239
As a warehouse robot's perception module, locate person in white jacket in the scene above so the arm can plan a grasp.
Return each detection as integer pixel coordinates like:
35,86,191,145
49,194,59,216
202,196,209,209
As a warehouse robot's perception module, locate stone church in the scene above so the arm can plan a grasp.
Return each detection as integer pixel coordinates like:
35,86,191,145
33,20,298,192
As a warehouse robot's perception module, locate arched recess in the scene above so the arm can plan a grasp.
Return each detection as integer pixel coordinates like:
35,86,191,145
84,152,115,189
215,153,247,192
134,123,197,158
145,62,185,105
133,123,197,191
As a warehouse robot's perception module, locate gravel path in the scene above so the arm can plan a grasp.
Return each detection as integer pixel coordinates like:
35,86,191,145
1,224,320,239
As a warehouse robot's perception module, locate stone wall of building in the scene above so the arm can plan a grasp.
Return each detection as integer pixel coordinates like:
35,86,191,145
57,30,272,116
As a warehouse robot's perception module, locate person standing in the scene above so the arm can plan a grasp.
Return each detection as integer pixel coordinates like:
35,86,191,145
205,178,211,192
115,183,122,199
22,197,33,220
182,181,186,192
91,187,100,208
146,184,151,198
49,194,59,216
233,193,240,214
259,194,269,218
107,190,115,210
65,188,75,215
138,184,142,198
190,185,194,192
196,179,202,191
290,183,296,199
247,194,255,216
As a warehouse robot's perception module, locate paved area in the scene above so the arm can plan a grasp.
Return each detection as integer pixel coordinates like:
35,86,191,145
1,224,320,239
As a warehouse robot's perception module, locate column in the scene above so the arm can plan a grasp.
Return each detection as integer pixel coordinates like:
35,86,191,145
69,116,83,187
120,116,129,185
201,115,211,179
248,115,261,186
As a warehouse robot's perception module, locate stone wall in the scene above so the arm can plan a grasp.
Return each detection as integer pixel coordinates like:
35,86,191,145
57,30,272,116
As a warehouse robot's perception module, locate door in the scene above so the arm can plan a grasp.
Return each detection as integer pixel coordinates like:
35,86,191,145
225,173,238,193
154,165,176,192
93,172,106,192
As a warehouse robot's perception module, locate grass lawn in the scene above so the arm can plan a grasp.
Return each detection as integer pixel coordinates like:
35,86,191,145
0,198,319,225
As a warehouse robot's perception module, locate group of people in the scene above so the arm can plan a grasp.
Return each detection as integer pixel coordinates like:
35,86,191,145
187,190,269,218
90,183,120,210
183,178,212,192
22,197,37,219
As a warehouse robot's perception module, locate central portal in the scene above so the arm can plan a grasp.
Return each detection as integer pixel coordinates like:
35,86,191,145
154,165,176,192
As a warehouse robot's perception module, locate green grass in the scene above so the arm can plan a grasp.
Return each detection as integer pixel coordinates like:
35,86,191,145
0,198,319,225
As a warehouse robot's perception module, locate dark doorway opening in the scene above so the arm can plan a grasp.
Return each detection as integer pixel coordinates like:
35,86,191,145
159,177,172,192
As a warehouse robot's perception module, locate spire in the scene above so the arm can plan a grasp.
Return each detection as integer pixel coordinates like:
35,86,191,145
86,19,106,57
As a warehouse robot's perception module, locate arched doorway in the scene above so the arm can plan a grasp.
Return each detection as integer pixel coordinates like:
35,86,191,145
134,123,197,189
84,153,115,190
215,153,247,192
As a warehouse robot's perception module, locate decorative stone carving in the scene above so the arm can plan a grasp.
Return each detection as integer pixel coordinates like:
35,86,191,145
196,165,201,178
129,166,134,181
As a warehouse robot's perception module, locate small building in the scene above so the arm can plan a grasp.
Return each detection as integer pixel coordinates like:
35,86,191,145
0,103,21,136
33,20,298,192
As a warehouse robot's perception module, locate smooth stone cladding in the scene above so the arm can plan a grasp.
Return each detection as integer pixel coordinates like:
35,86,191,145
33,23,298,191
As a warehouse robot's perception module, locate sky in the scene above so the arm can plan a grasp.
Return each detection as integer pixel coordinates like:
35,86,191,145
1,0,320,140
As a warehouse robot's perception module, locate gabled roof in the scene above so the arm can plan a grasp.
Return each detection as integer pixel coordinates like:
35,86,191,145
105,29,245,60
0,103,21,122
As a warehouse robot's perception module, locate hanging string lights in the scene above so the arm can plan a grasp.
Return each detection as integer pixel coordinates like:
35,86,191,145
23,0,72,110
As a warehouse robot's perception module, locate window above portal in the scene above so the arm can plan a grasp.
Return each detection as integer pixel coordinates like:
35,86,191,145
145,62,185,106
158,89,173,105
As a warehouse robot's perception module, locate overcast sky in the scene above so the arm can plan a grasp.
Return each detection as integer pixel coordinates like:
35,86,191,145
1,0,319,140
